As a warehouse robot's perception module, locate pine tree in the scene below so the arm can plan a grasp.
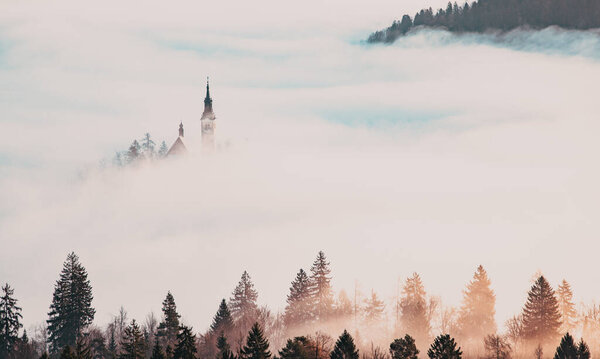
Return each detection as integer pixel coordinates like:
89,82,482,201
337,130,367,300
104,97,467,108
330,330,359,359
240,323,271,359
60,345,77,359
521,276,562,345
151,336,166,359
75,336,92,359
141,133,156,158
119,320,145,359
216,332,236,359
456,266,496,343
0,283,23,358
427,334,462,359
553,333,577,359
556,281,577,334
158,292,181,348
399,273,430,345
279,336,313,359
127,140,141,164
158,141,169,158
577,339,590,359
230,272,259,333
107,325,117,359
284,269,313,328
47,252,96,353
14,330,37,359
389,334,419,359
310,251,334,322
363,290,385,325
334,291,354,319
211,299,234,335
173,326,197,359
483,335,511,359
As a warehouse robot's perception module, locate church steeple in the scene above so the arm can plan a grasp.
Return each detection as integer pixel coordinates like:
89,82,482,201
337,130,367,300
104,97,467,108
202,77,215,119
201,77,216,151
178,122,184,137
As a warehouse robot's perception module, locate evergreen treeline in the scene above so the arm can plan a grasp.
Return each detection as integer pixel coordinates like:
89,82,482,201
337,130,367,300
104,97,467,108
3,251,600,359
111,133,169,167
367,0,600,43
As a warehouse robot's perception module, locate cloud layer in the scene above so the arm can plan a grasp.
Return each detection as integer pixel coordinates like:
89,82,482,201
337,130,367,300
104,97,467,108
1,0,599,335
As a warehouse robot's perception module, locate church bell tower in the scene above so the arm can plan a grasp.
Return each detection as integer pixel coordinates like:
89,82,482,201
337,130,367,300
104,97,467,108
201,78,216,150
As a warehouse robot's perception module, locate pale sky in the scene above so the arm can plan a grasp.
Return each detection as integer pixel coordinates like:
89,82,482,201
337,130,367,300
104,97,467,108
1,0,599,338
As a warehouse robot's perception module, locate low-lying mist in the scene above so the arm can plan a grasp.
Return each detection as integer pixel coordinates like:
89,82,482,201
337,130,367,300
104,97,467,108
1,0,600,356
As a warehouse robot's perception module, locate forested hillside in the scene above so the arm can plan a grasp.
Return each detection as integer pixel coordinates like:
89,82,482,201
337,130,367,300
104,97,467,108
367,0,600,43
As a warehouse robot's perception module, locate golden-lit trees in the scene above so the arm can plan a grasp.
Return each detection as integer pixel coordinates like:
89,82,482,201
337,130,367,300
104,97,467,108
521,276,562,346
456,266,496,346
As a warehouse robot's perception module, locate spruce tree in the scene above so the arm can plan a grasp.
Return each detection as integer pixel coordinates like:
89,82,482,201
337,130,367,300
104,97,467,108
330,330,359,359
483,335,511,359
158,292,181,348
284,269,313,328
230,272,259,333
211,299,234,335
75,336,92,359
47,252,95,353
390,334,419,359
577,339,590,359
557,280,577,334
151,336,166,359
240,323,271,359
60,345,77,359
216,332,236,359
456,266,496,343
363,290,385,325
279,336,313,359
310,251,334,322
427,334,462,359
158,141,169,158
0,283,23,358
173,326,197,359
334,291,354,319
553,333,577,359
521,276,562,345
119,320,145,359
399,273,430,345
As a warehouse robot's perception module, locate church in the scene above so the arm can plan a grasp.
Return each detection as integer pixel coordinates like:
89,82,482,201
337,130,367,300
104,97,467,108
166,79,217,156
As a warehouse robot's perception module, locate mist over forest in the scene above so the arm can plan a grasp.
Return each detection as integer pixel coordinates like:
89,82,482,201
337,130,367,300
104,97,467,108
1,251,598,359
367,0,600,43
2,0,600,358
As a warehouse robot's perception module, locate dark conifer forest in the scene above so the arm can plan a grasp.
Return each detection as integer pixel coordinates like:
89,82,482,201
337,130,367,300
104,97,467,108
367,0,600,43
1,251,600,359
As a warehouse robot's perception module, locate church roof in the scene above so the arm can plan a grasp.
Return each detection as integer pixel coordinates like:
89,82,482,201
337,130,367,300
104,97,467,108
167,136,187,156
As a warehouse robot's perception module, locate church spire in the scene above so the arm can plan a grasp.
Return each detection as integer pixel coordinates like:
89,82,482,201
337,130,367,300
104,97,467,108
179,121,184,137
201,76,215,120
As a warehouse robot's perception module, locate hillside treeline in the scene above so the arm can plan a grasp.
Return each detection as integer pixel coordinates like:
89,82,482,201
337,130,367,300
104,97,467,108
367,0,600,43
2,251,600,359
